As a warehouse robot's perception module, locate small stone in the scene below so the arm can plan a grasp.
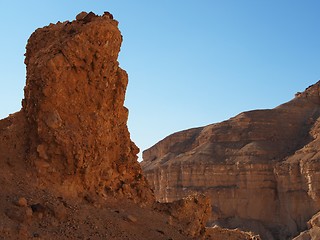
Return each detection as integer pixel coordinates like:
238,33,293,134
125,214,137,223
17,197,28,207
36,145,49,160
82,12,97,23
44,110,62,129
76,11,87,21
103,12,114,20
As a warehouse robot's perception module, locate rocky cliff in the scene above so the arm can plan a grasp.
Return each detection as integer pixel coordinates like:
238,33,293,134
22,11,153,202
142,81,320,239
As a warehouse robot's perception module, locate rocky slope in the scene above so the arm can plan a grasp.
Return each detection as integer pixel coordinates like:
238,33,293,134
142,82,320,239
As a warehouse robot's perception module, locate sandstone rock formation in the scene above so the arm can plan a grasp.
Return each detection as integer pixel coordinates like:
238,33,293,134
1,11,240,240
142,81,320,239
22,11,153,202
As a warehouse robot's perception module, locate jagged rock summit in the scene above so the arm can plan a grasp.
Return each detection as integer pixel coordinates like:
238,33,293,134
142,81,320,239
0,12,162,239
22,11,153,201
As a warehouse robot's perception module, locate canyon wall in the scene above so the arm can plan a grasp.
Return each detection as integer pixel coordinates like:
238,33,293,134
142,82,320,239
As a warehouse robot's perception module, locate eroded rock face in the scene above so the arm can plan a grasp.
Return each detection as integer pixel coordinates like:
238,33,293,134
293,211,320,240
22,12,153,202
142,81,320,239
155,193,211,237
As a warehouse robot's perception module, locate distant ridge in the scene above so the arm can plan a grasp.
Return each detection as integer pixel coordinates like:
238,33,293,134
142,81,320,239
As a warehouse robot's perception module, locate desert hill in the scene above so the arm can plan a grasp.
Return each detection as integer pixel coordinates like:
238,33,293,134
142,81,320,239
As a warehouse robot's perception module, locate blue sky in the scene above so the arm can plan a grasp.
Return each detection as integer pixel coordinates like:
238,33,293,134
1,1,320,159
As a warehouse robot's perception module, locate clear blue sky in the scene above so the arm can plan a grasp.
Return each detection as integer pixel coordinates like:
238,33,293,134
1,1,320,159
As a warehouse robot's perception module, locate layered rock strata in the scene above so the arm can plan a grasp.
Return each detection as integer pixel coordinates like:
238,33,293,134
142,82,320,239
